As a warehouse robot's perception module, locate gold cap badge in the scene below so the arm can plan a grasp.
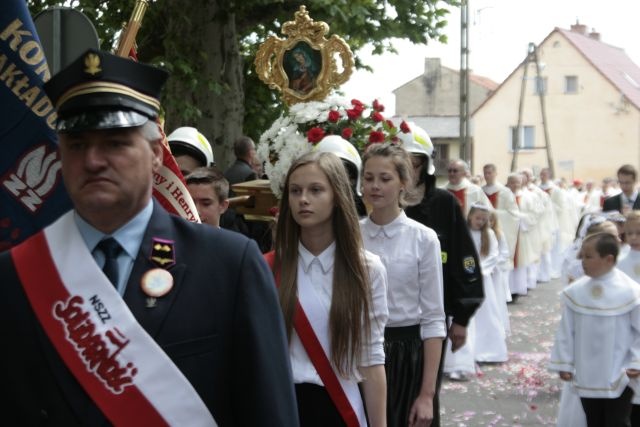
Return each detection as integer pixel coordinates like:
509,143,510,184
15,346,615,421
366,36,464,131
83,52,102,76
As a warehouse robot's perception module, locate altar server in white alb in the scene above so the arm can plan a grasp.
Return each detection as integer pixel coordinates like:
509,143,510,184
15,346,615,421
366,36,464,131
550,232,640,426
482,164,520,282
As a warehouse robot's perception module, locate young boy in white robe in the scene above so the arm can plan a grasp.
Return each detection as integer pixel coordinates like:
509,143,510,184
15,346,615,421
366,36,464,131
550,232,640,426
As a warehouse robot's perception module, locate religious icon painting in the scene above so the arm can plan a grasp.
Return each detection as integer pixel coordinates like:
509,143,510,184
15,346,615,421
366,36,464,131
254,6,354,106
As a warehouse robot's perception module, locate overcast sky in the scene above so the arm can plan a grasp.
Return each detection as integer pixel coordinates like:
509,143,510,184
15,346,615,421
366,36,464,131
341,0,640,116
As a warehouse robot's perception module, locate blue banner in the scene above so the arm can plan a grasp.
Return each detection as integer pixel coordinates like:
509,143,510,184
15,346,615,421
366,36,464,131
0,1,71,250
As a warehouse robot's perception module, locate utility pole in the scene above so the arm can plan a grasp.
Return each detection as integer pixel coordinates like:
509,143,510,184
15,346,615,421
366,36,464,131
510,42,555,177
459,0,470,163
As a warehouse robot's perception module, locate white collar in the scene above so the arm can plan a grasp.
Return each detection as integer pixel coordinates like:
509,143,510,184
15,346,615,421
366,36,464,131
446,177,470,191
624,191,638,203
563,269,640,315
298,241,335,274
362,211,407,239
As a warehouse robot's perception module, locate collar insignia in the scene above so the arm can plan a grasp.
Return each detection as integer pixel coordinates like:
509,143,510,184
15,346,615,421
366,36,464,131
150,237,175,268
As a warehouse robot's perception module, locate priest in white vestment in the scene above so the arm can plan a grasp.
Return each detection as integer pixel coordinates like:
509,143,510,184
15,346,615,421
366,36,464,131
443,159,490,217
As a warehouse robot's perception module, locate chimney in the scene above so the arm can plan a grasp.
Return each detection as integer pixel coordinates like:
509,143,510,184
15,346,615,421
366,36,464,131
570,19,587,35
424,58,441,76
589,28,601,41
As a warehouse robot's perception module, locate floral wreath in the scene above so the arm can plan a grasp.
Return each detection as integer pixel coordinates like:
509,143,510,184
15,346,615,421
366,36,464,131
257,95,412,198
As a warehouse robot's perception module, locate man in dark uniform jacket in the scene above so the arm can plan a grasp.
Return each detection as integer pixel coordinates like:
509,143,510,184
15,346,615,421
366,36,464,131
603,164,640,214
401,125,483,427
0,49,298,426
224,136,258,193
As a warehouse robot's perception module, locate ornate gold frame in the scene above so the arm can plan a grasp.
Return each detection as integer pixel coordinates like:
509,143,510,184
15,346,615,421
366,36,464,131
254,6,354,106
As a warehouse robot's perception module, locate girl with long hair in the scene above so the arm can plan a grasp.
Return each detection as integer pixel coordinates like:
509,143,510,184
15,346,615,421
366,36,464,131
466,204,508,364
269,151,388,427
359,143,445,427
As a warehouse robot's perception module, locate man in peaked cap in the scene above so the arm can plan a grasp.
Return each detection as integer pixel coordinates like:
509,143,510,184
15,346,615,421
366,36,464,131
0,49,298,426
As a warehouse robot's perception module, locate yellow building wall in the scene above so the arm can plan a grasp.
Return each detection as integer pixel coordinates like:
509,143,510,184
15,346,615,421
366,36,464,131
472,32,640,183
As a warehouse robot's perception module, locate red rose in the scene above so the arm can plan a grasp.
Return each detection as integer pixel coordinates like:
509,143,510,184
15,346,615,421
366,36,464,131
307,127,325,144
341,127,353,139
385,120,395,129
368,130,385,143
350,99,365,113
346,108,362,120
371,111,384,123
268,206,279,217
372,99,385,112
328,110,340,123
400,120,411,133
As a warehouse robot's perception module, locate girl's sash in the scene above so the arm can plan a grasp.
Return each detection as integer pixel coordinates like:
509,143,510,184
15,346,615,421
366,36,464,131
265,251,367,426
11,211,217,426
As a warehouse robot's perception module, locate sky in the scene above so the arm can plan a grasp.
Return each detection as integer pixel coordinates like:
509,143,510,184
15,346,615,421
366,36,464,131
341,0,640,116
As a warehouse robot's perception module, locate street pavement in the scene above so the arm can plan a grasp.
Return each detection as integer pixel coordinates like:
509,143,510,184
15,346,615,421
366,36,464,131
440,277,564,426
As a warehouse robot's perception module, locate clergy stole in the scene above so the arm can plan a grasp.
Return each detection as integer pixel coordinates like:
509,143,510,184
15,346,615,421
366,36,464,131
449,188,466,213
486,191,498,209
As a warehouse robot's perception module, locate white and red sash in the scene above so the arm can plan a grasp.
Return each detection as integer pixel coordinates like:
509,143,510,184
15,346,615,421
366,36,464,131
295,267,367,427
153,142,200,223
11,212,216,427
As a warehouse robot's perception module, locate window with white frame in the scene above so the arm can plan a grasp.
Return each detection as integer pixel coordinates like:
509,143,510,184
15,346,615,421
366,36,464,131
534,76,547,95
509,126,535,150
565,76,578,93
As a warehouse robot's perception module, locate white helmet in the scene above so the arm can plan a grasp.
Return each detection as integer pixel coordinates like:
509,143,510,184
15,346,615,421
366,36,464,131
313,135,362,195
167,126,214,166
398,122,435,175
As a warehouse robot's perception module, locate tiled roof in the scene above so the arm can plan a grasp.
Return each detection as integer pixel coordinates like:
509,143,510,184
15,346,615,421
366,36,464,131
556,28,640,110
469,74,499,91
392,64,498,93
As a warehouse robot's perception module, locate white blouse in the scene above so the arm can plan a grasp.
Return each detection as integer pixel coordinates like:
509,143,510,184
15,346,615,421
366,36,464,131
289,241,389,384
360,211,446,340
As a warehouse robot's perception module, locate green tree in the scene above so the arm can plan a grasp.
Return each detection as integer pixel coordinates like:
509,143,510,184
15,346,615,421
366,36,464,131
28,0,458,167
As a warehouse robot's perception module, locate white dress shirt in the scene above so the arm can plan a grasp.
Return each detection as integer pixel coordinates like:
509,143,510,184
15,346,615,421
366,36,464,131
623,191,639,211
360,211,446,340
289,241,389,385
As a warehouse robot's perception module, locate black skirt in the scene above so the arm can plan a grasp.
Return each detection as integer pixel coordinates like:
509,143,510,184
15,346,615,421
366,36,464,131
384,325,423,427
295,383,347,427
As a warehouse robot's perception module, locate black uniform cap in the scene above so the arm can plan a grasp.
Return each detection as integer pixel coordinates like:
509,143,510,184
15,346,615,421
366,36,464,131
43,48,169,133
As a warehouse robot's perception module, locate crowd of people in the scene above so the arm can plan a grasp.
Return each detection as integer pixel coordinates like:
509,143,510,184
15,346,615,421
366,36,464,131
4,47,640,427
